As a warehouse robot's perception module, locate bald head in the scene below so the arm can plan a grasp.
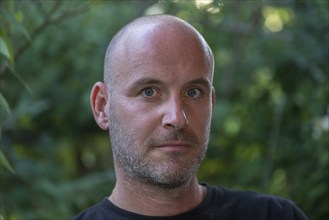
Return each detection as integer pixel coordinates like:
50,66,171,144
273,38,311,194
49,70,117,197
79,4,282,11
104,14,214,89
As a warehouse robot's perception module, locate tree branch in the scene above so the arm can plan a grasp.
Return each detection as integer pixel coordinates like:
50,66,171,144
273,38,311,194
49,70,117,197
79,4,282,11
0,0,90,76
14,1,89,60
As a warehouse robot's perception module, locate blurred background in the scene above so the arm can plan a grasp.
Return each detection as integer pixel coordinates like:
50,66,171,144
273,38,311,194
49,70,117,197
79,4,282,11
0,0,328,219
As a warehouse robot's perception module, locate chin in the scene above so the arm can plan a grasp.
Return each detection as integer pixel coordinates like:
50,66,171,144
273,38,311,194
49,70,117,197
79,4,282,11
145,176,189,189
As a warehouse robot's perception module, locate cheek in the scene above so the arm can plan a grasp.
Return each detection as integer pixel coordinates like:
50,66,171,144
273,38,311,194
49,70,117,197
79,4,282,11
188,105,212,134
114,100,160,135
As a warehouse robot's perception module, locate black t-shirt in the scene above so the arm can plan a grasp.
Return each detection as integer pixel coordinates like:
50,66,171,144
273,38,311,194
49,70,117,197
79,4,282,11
71,184,308,220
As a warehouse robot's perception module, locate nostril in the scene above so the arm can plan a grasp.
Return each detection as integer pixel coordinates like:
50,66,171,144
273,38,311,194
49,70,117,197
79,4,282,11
163,122,188,131
162,110,189,131
163,123,176,130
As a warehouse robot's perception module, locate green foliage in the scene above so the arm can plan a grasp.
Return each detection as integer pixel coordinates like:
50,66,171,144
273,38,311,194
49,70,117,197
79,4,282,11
0,29,14,66
0,151,15,174
1,0,328,219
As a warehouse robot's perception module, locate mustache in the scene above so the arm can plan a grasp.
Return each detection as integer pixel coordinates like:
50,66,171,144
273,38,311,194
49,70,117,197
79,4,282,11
147,129,198,146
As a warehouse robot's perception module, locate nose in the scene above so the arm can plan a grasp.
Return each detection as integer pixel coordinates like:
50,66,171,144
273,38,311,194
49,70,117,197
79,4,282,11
161,96,189,130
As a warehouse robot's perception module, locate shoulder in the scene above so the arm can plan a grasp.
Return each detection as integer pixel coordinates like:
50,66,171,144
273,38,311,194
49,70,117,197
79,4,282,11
204,184,308,220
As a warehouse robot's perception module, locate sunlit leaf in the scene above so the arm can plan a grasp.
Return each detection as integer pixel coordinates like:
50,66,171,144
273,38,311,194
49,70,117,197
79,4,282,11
0,29,14,65
0,36,10,59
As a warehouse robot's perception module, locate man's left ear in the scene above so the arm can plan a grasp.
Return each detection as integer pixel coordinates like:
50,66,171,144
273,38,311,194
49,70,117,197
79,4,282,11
90,82,109,130
211,87,216,112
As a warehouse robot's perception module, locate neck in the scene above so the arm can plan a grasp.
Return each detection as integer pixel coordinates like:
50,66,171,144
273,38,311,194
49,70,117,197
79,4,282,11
108,174,206,216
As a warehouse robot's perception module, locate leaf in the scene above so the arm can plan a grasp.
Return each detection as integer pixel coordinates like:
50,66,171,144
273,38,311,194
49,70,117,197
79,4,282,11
0,29,14,65
0,92,11,115
0,151,16,174
1,7,31,42
7,65,33,95
0,37,10,59
0,30,32,95
14,11,32,42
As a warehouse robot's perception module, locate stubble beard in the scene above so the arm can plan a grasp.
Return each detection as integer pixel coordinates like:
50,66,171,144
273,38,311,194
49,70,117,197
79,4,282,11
108,102,209,189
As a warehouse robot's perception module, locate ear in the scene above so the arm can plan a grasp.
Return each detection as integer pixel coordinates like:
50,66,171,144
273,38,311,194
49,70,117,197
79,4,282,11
211,87,216,112
90,82,109,130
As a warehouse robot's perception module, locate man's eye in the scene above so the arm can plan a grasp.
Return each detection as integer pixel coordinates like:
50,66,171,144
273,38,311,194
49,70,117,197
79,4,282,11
143,87,156,97
186,88,201,98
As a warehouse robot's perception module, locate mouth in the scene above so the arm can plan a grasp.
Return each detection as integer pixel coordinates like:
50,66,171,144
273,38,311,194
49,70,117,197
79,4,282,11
156,142,192,152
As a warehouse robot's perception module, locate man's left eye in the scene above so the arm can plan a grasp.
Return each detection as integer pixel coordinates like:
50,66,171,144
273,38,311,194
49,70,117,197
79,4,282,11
143,87,156,97
186,88,201,98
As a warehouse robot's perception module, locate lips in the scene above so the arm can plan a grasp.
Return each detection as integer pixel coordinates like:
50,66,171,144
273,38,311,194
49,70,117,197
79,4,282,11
156,142,192,152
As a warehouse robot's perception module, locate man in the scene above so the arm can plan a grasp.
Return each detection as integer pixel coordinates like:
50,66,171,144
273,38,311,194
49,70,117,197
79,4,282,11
72,14,308,220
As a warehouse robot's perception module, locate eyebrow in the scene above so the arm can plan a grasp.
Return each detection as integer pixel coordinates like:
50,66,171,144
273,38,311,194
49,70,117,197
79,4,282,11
186,78,211,89
129,78,163,88
125,77,212,95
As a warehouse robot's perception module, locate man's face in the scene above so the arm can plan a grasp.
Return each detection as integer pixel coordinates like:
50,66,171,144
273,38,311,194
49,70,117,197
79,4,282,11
107,26,214,188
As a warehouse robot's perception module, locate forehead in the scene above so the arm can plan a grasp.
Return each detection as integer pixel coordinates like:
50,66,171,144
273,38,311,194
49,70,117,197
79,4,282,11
110,20,213,88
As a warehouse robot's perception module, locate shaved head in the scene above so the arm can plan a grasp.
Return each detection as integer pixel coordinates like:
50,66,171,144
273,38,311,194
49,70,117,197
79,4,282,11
103,14,214,90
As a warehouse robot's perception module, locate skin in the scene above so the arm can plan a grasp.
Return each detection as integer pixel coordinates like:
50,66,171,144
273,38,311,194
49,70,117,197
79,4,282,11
90,15,215,216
